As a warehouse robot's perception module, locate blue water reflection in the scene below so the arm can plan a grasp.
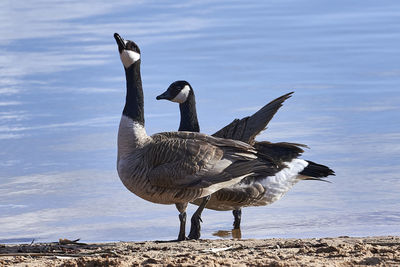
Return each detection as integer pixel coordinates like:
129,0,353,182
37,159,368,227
0,0,399,242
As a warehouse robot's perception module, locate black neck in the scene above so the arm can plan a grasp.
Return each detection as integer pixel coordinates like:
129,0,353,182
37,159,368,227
123,60,144,125
178,90,200,132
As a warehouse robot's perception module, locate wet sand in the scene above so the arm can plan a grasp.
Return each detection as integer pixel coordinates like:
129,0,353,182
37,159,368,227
1,236,399,266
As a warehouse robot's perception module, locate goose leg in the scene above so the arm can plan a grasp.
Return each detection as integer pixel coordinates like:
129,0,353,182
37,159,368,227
178,212,187,241
188,195,211,240
176,203,188,241
233,209,242,229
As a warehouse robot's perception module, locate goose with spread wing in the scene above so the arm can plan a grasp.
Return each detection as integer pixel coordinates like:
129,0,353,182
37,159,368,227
157,81,335,235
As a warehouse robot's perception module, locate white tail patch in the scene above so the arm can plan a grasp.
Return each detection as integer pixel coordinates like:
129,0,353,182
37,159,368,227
171,85,190,103
259,159,308,204
120,50,141,68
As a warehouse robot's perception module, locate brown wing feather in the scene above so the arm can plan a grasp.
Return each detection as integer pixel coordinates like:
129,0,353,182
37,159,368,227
146,138,223,188
147,132,278,190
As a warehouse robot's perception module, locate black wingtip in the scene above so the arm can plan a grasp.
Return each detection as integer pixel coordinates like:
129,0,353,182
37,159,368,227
280,91,294,99
286,91,295,97
254,142,308,163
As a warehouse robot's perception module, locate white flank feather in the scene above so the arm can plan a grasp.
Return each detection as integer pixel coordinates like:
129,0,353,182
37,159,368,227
259,158,308,204
203,174,252,197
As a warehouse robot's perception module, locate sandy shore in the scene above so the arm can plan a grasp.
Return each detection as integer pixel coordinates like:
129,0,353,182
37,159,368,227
1,236,399,266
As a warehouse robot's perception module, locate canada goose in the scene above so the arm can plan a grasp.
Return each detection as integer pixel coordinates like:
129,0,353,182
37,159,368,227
156,80,335,231
114,33,281,241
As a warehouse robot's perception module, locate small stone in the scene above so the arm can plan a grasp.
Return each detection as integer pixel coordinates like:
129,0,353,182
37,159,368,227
144,258,158,264
360,257,381,265
315,246,339,253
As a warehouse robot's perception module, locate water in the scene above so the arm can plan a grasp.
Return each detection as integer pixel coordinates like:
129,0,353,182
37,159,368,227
1,0,399,243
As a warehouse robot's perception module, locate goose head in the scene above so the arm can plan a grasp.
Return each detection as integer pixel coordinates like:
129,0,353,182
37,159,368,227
114,33,141,68
156,80,192,104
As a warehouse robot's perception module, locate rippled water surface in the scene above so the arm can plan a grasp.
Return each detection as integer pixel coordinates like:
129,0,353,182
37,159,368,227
1,0,399,243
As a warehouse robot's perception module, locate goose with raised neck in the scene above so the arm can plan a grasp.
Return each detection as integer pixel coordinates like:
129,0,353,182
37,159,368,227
114,33,283,241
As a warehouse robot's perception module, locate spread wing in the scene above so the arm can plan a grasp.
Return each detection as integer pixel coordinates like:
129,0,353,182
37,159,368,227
212,92,293,144
146,132,276,189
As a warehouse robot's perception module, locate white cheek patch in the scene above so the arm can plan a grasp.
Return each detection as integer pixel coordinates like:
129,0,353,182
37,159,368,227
171,85,190,103
120,50,141,68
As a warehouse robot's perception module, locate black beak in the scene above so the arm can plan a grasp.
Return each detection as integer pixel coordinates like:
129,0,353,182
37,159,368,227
156,90,173,100
114,33,125,53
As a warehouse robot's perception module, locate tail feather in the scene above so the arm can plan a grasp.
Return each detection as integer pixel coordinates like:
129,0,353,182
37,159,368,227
212,92,293,144
300,160,335,180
